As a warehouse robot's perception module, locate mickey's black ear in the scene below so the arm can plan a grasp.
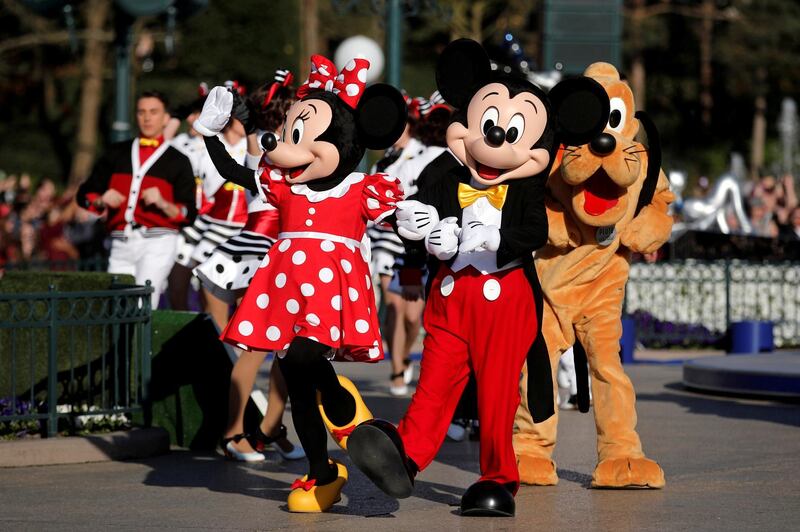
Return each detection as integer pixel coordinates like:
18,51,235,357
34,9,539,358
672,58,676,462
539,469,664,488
435,39,492,109
549,77,609,146
356,83,408,150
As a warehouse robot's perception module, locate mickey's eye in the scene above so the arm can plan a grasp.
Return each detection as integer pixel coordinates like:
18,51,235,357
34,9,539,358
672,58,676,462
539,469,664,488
607,97,626,133
291,117,304,144
481,107,499,135
506,114,525,144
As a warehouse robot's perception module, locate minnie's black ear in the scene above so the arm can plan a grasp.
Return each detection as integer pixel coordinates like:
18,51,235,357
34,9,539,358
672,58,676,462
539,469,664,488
356,83,408,150
549,77,609,146
435,39,492,109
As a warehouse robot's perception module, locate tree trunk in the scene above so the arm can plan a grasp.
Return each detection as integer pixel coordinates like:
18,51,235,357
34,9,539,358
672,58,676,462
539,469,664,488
750,68,768,180
299,0,319,79
470,2,486,42
450,1,467,41
69,0,111,186
698,0,714,129
629,0,646,110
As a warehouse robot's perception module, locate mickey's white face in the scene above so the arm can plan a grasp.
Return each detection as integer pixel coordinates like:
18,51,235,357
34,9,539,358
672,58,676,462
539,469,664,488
266,98,339,184
446,83,551,186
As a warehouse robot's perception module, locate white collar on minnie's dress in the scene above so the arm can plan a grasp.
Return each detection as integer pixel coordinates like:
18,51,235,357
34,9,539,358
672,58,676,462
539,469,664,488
290,172,365,203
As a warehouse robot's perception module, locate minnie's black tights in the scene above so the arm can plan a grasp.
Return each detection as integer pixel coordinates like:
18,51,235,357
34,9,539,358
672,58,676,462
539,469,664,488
278,336,356,484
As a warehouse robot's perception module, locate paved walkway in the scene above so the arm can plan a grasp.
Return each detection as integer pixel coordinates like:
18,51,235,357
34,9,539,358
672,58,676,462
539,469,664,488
1,362,799,531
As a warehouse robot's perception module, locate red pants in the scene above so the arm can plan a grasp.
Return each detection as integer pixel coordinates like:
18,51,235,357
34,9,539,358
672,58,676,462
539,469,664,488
397,265,537,492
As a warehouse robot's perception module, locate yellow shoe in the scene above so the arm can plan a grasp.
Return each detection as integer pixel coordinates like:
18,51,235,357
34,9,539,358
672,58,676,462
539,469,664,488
317,375,373,450
287,461,348,513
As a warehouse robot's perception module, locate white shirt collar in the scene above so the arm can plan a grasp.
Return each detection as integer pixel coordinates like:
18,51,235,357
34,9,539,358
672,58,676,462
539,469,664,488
290,172,365,203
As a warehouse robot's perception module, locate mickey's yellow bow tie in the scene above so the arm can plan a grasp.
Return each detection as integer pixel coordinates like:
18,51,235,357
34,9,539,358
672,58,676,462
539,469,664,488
457,182,508,210
139,137,160,148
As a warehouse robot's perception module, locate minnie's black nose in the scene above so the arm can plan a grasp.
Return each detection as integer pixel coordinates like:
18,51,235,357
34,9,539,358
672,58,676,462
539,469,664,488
589,132,616,155
486,126,506,147
261,132,278,152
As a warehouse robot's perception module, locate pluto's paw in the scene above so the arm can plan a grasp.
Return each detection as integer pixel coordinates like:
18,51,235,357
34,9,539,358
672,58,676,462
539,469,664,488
517,455,558,486
591,456,665,489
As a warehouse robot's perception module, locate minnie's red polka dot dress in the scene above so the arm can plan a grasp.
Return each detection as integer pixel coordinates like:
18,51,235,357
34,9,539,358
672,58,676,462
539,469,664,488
221,165,402,362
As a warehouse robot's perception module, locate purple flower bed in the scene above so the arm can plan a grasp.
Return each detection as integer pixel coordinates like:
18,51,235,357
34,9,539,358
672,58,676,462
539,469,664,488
0,396,40,439
628,310,722,349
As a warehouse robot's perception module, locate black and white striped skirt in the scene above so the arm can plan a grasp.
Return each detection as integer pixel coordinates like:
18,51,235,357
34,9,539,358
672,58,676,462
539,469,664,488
174,215,209,267
367,223,404,277
175,214,244,268
193,230,275,304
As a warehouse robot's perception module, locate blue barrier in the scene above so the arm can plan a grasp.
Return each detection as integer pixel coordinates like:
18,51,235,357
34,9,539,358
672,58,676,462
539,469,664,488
620,317,636,364
729,320,774,354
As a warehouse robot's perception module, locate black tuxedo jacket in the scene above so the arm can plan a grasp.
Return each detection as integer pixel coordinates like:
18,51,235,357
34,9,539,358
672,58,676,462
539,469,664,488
405,160,555,423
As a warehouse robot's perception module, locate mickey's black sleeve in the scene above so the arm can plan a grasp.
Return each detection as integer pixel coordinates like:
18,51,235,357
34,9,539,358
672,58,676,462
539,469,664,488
496,177,548,268
203,135,260,194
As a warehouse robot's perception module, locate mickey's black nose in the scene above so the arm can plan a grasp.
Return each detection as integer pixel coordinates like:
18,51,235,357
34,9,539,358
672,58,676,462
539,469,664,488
261,132,278,152
589,133,616,155
486,126,506,147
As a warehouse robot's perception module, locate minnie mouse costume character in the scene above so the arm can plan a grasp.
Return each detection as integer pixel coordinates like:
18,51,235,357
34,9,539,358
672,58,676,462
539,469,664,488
194,69,295,303
194,54,407,513
346,39,610,517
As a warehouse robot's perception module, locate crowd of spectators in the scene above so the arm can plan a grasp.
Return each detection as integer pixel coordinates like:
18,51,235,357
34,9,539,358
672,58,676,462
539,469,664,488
0,172,105,268
2,166,799,270
747,173,800,240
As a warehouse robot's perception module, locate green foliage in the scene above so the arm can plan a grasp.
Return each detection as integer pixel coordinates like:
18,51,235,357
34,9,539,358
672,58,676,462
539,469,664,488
0,419,40,440
0,271,138,405
170,0,300,89
2,0,800,182
0,271,135,293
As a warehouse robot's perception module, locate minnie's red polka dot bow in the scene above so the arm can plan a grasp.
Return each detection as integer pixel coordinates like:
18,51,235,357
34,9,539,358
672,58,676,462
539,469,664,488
297,54,370,109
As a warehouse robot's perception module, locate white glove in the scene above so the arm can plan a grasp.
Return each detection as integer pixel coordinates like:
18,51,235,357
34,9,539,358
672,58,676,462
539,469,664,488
395,200,440,241
458,221,501,253
192,86,232,137
425,217,461,260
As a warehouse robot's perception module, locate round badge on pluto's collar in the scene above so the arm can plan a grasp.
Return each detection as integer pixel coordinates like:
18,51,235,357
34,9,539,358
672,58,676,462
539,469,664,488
595,225,617,247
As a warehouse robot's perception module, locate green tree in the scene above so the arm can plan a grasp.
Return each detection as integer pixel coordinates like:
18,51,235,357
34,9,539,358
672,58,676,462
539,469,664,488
716,0,800,178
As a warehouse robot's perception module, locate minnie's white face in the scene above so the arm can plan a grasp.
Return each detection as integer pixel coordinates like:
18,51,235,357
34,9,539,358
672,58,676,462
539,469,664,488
446,82,551,186
267,98,340,184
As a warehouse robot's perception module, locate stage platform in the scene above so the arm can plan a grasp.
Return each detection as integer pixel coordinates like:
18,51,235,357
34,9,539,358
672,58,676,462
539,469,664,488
683,351,800,399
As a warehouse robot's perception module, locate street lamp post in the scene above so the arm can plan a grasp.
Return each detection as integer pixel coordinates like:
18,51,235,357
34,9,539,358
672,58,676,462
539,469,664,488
386,0,402,88
111,15,133,142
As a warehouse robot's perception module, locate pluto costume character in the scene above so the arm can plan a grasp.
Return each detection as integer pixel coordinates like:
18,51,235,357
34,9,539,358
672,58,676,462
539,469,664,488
514,63,673,489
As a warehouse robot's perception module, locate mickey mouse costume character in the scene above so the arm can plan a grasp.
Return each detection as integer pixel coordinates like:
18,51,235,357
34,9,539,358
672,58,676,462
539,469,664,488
346,39,610,517
193,54,407,513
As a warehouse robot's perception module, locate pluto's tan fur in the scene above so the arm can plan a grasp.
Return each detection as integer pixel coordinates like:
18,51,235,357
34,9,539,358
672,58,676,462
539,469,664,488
513,63,672,488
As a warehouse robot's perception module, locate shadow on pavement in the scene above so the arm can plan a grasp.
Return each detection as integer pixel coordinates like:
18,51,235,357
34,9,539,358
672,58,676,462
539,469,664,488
637,382,800,428
556,468,593,488
132,449,404,516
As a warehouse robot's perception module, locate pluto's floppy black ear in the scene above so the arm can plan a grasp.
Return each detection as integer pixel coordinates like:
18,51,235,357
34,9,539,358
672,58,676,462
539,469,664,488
435,38,492,109
549,77,609,146
355,83,408,150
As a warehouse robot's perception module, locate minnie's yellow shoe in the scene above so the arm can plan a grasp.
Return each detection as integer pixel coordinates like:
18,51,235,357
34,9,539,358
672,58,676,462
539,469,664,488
317,375,373,450
287,460,348,513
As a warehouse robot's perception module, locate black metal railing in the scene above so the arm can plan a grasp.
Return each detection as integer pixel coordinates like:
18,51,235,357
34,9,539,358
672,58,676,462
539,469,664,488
0,283,152,437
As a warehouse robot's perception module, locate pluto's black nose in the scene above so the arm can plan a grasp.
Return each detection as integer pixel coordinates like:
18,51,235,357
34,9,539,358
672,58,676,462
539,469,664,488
589,132,616,155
